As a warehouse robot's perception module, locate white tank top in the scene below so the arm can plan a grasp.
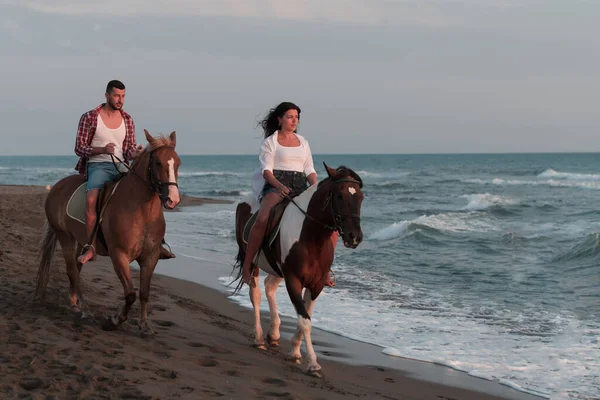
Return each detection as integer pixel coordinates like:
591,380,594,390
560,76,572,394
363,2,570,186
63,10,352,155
89,115,126,162
273,144,306,172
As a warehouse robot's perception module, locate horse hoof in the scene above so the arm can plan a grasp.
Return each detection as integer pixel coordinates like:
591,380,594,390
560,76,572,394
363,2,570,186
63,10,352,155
101,315,120,331
307,367,323,378
266,334,280,347
139,328,155,338
253,343,267,351
80,311,94,320
286,355,302,364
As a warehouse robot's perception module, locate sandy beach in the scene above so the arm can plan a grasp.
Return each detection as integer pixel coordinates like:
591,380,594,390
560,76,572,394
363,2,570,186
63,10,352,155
0,185,544,400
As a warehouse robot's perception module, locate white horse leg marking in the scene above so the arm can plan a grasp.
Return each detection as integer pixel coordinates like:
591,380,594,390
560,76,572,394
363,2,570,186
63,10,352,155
167,158,180,206
297,290,320,374
289,326,303,362
249,274,265,348
264,274,283,344
289,290,318,366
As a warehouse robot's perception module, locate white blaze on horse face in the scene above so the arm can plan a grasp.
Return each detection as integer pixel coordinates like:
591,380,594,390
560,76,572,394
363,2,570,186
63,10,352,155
167,158,180,206
348,187,357,195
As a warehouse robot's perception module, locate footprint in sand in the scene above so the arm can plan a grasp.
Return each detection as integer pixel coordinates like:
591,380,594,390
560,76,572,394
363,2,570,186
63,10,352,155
262,378,287,387
153,305,168,312
255,389,294,399
153,351,172,359
208,346,232,355
319,350,349,359
186,342,207,348
201,388,225,397
223,370,241,377
154,320,176,327
19,377,44,391
235,360,251,367
197,357,218,367
102,362,125,370
156,369,178,379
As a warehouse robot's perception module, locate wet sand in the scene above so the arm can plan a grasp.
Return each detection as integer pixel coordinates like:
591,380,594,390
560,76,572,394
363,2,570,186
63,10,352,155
0,185,543,399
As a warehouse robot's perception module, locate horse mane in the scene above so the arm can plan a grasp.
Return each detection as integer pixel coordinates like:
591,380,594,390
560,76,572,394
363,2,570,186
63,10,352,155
131,135,175,169
318,165,363,188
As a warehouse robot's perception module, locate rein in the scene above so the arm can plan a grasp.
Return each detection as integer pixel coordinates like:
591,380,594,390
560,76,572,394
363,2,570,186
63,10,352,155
286,177,361,234
110,152,178,197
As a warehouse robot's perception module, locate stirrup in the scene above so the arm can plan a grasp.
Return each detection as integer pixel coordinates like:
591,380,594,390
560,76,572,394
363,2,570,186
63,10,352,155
326,269,336,287
159,239,176,259
161,238,173,253
79,244,97,261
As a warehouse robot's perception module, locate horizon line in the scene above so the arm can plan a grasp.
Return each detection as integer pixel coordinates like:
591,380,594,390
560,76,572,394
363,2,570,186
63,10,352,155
1,151,600,157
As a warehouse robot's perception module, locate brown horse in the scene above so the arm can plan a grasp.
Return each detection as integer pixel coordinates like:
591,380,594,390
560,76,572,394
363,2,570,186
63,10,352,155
233,163,364,376
34,130,181,336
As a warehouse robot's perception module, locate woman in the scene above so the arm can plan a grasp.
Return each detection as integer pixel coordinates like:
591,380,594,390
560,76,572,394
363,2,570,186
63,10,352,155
242,102,336,287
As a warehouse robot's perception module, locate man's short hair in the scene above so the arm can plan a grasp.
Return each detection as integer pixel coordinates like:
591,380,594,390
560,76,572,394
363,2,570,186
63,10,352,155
106,80,126,93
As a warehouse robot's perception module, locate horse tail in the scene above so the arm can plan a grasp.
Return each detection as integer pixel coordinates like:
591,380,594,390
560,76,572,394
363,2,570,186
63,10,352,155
231,246,245,294
34,219,57,301
230,202,251,295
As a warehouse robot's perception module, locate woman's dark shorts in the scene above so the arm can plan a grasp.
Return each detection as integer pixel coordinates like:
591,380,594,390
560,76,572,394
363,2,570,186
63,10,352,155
261,170,308,201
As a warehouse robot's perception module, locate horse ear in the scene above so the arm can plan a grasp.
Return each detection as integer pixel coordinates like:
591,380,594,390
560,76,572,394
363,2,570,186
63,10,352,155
169,131,176,148
144,129,156,144
323,162,337,179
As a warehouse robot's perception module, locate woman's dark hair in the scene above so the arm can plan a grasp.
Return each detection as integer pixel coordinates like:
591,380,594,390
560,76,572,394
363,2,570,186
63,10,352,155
258,102,301,138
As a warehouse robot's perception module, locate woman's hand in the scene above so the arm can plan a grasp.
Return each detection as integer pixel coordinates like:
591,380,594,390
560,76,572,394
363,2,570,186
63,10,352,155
278,183,291,197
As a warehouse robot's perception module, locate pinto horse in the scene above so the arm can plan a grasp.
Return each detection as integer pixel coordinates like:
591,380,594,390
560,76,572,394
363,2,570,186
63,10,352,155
34,130,181,336
233,163,363,376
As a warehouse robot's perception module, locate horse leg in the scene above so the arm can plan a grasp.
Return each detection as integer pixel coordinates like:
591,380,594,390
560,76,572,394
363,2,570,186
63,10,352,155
264,274,283,347
297,290,321,377
137,255,159,337
56,233,90,316
102,251,136,330
250,269,266,349
288,289,317,367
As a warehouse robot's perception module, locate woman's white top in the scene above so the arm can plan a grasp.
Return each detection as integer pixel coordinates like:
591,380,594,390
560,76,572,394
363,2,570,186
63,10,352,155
89,115,125,162
251,131,316,200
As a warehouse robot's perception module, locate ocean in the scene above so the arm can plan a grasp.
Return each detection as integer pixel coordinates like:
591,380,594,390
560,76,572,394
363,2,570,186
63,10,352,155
1,153,598,399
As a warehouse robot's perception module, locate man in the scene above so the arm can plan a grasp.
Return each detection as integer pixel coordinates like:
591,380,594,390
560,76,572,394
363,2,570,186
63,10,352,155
74,79,175,264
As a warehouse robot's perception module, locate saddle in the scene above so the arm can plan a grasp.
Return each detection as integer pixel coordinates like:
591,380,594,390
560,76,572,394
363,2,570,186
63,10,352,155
66,177,122,255
242,197,292,277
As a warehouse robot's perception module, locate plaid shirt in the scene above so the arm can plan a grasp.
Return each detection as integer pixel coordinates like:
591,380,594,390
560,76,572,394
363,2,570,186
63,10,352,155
74,104,137,175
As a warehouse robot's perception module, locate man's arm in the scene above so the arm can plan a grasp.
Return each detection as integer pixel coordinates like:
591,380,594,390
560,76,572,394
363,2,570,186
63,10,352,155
74,113,94,158
74,113,112,156
123,118,138,161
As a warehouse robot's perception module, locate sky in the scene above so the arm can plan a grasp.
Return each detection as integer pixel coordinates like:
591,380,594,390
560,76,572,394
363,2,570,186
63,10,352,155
0,0,598,155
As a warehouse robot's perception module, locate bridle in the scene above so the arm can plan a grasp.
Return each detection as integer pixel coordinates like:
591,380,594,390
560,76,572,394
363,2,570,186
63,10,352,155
287,177,362,234
147,151,179,202
111,150,178,203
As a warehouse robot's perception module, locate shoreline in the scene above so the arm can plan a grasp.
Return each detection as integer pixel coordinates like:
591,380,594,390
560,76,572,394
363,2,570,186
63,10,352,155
0,184,544,399
159,250,546,400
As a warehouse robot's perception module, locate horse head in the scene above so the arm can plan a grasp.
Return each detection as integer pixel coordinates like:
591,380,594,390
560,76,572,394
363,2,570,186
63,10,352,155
322,163,364,249
137,129,181,210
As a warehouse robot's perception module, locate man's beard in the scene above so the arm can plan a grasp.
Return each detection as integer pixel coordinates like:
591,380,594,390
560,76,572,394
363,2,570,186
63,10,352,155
107,101,122,111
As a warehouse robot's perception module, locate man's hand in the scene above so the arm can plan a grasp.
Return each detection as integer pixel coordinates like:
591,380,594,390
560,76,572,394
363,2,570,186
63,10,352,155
104,143,116,154
131,144,144,159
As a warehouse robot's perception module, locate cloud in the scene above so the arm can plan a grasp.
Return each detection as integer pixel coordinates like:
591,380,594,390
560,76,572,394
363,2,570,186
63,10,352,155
3,0,458,27
2,18,20,32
